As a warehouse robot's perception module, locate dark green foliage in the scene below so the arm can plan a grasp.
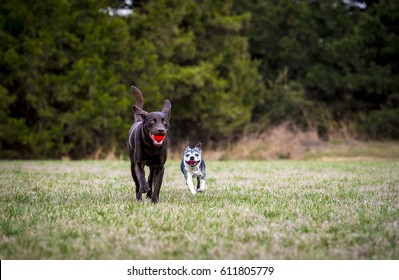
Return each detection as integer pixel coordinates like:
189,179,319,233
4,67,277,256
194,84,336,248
0,0,132,158
128,0,262,143
237,0,398,139
356,108,399,139
1,0,398,158
327,0,399,138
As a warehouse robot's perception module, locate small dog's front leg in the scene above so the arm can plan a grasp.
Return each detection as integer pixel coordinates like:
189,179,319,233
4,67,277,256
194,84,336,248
134,163,150,193
197,178,205,193
186,175,196,195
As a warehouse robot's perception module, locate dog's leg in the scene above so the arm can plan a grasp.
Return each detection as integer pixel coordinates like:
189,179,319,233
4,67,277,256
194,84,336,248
151,166,165,203
198,178,206,193
147,167,154,199
130,161,142,200
185,174,196,195
134,163,150,194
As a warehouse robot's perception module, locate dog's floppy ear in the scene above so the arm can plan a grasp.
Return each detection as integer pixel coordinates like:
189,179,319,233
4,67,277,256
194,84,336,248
195,143,202,151
162,99,171,118
133,105,149,119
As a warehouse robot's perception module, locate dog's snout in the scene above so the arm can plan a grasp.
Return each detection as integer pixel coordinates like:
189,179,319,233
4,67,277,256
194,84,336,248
157,129,166,135
190,156,195,160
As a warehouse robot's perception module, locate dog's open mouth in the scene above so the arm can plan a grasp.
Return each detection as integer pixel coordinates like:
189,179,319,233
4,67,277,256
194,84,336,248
150,133,166,146
186,160,200,167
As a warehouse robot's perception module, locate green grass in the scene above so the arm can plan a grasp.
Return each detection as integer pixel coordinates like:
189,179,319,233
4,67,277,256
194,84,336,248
0,160,398,259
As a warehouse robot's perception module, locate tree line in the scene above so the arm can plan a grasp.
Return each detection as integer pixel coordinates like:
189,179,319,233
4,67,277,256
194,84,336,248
1,0,398,159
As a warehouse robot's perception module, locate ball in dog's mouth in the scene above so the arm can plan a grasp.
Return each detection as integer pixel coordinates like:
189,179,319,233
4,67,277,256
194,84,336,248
186,160,200,167
150,133,166,146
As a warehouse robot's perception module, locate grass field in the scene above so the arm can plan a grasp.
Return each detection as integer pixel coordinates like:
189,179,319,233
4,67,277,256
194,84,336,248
0,159,398,259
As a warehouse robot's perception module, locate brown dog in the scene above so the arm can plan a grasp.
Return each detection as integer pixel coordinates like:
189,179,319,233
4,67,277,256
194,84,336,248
127,86,171,203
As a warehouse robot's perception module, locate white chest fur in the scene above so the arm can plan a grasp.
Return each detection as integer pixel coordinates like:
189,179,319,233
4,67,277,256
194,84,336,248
186,166,204,178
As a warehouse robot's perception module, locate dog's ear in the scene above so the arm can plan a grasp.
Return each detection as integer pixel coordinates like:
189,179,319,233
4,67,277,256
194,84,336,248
195,143,202,151
162,99,171,118
133,105,149,119
184,142,190,152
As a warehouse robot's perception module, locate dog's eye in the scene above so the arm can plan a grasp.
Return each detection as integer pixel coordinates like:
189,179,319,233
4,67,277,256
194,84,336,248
150,119,156,125
185,154,190,157
162,119,167,125
195,154,199,157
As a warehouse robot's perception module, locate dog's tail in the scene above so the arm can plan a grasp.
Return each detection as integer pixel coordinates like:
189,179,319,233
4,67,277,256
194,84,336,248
131,85,144,109
131,85,144,122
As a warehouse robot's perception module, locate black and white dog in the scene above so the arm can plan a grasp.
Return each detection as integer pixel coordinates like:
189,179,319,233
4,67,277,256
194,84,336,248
180,143,206,195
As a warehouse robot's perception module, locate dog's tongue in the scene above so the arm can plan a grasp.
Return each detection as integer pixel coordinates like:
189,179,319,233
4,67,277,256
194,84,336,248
187,160,199,166
153,135,165,142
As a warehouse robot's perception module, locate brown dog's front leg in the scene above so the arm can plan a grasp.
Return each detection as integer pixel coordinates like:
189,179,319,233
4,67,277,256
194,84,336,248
134,163,150,194
147,167,155,199
130,161,142,200
151,166,165,203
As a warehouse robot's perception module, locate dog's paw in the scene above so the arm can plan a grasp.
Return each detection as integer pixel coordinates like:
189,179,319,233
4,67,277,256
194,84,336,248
190,189,197,195
187,184,196,195
197,180,205,193
186,181,197,195
140,183,150,193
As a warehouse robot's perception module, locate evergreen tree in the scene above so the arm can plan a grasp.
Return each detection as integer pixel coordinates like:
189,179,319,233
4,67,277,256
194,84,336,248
0,0,132,158
129,0,263,143
328,0,399,138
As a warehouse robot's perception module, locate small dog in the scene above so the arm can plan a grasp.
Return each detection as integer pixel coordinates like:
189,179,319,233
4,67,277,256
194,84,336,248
180,143,206,195
127,85,171,203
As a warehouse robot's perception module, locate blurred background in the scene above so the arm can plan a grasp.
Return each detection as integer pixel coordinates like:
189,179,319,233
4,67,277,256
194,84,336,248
1,0,398,160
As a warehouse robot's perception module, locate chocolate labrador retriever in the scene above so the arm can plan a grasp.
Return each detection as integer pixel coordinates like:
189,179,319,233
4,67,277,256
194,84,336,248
127,85,171,203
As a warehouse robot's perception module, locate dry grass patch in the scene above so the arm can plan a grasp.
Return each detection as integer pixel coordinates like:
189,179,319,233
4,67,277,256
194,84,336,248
198,124,399,161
